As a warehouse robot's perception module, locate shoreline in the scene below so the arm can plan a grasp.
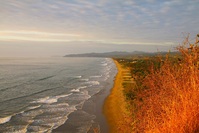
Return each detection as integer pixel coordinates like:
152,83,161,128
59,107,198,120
103,59,131,133
53,58,116,133
53,88,111,133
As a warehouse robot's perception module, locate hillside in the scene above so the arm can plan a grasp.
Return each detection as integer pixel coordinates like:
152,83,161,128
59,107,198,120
64,51,172,58
112,37,199,132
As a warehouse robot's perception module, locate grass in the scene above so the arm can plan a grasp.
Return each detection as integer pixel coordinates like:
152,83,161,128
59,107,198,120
116,35,199,132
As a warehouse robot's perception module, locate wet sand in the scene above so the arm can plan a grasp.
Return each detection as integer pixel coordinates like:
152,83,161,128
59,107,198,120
53,88,113,133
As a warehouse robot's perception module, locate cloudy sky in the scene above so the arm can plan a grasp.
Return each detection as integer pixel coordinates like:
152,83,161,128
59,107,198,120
0,0,198,57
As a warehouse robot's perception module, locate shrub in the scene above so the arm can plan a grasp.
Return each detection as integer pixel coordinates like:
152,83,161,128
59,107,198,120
134,36,199,132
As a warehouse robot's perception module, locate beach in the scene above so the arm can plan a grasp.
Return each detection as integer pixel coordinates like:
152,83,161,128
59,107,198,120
53,59,132,133
104,59,131,133
52,58,117,133
53,83,114,133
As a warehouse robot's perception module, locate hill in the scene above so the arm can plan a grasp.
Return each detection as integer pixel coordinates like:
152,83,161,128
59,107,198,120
64,51,171,58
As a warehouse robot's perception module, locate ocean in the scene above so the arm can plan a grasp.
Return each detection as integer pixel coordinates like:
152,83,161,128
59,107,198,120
0,57,117,133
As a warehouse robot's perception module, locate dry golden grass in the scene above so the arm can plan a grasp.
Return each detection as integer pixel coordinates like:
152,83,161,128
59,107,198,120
134,36,199,132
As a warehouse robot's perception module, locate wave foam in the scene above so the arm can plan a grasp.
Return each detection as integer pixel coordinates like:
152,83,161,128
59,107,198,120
90,75,102,78
28,105,77,132
72,75,82,78
78,86,87,89
71,86,87,93
28,105,42,110
101,63,107,66
43,103,69,108
86,81,100,86
0,115,12,124
71,89,80,93
31,96,57,104
31,93,72,104
79,78,89,82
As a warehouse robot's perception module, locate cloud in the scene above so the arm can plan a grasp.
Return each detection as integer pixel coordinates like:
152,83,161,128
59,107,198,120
0,0,198,46
0,30,84,42
0,35,76,42
0,30,81,37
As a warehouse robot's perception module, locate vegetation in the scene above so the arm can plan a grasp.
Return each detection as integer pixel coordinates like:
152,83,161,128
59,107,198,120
115,35,199,133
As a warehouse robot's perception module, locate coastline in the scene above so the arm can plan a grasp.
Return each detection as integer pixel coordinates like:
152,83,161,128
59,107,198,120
53,58,117,133
53,89,111,133
103,59,131,133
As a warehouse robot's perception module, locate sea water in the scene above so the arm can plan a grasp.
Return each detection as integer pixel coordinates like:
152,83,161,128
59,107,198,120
0,57,117,132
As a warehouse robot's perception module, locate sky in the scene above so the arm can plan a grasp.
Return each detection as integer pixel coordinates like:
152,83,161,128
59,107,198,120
0,0,198,57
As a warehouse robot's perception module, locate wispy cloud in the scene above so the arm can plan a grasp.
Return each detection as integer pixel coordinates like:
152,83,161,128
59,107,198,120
0,30,81,37
0,35,77,42
0,30,174,45
0,0,198,56
0,30,83,42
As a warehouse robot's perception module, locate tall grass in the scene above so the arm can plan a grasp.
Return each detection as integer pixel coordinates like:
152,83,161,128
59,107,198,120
134,36,199,132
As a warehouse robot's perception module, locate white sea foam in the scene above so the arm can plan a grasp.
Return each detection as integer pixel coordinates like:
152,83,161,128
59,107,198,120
103,71,111,80
72,75,82,78
101,63,108,66
18,103,78,132
28,105,41,110
19,110,25,114
104,77,109,81
86,81,100,86
29,105,77,132
31,93,72,104
71,86,87,93
78,86,87,89
81,91,91,99
0,115,12,124
43,103,69,108
90,75,102,78
31,96,57,104
55,93,72,99
79,78,89,82
71,89,80,92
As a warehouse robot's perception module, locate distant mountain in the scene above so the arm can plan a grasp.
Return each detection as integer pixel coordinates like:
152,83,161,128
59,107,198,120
64,51,149,58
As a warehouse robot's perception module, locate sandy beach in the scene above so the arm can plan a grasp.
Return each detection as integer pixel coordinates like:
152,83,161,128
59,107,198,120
103,59,132,133
53,59,117,133
53,59,131,133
